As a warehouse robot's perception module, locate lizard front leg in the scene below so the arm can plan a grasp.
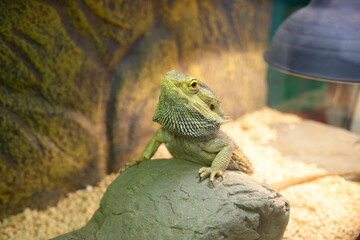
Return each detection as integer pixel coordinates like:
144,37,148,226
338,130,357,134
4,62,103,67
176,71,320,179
199,143,233,187
122,128,165,171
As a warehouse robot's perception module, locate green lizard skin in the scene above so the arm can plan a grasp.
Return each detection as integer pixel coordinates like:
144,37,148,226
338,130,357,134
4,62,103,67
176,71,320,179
125,70,253,186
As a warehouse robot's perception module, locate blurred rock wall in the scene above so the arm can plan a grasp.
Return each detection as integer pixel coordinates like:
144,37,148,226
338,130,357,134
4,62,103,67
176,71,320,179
0,0,272,218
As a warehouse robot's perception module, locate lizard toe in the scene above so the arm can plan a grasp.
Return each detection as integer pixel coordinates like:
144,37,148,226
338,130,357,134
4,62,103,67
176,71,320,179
198,167,223,186
200,171,211,180
124,156,148,170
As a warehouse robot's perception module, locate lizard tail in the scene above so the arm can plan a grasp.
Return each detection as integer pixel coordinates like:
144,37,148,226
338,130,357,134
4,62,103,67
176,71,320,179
228,149,254,175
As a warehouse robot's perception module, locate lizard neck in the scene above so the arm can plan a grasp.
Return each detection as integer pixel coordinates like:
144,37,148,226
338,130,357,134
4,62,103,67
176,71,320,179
168,127,220,141
153,92,223,138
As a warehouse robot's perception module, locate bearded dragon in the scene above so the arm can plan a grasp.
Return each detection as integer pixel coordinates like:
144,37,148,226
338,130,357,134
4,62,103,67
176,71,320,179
124,70,253,186
124,70,360,189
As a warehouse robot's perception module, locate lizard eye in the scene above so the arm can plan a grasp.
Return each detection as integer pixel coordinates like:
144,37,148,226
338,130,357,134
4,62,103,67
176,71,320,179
210,104,215,110
189,80,199,90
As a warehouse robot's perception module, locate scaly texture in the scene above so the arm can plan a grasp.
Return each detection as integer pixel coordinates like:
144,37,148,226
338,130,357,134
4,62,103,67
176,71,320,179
153,71,226,138
126,70,253,185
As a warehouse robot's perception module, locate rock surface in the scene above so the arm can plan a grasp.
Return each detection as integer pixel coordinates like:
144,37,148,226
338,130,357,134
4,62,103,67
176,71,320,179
53,159,289,240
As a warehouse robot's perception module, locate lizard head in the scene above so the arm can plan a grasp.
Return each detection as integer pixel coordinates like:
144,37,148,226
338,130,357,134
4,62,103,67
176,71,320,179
153,70,227,138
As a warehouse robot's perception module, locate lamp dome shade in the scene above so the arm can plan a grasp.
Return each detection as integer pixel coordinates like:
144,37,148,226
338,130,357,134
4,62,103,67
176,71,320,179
264,0,360,83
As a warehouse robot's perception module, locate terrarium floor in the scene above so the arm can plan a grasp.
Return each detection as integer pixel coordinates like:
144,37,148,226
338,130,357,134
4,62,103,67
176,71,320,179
1,108,359,240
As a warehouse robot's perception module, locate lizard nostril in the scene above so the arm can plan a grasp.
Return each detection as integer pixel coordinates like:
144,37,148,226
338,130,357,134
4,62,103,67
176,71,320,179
210,104,215,110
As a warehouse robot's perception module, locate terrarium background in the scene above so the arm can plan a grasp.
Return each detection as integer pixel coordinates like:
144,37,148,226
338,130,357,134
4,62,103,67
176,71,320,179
0,0,271,218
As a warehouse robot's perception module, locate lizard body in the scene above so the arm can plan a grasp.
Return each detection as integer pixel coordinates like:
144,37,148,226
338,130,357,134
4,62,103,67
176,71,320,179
123,70,360,190
125,70,253,186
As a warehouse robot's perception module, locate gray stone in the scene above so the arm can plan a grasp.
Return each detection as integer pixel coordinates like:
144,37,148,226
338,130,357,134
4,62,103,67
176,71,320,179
53,159,289,240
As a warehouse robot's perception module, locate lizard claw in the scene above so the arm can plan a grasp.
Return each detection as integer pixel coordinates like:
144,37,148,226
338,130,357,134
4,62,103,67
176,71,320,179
199,167,223,187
